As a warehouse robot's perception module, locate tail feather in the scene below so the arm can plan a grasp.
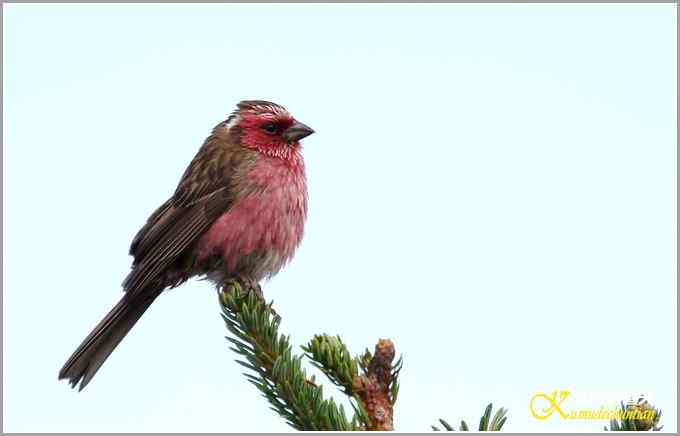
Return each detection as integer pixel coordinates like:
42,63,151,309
59,291,160,390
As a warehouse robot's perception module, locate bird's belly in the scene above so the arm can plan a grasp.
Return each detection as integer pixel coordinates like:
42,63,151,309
197,189,305,282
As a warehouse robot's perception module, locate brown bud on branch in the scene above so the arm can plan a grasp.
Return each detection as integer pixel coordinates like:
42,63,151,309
352,339,396,431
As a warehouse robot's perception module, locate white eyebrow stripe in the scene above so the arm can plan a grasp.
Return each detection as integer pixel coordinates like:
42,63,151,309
224,114,241,131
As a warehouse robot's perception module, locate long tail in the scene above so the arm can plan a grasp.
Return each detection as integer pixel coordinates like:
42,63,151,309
58,290,161,391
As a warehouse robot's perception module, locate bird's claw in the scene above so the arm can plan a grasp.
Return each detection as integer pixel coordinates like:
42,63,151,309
227,275,280,321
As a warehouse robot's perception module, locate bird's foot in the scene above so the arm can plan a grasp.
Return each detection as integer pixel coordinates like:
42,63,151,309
235,274,262,298
230,274,280,321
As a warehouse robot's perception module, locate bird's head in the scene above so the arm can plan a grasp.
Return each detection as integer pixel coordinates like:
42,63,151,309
225,100,314,160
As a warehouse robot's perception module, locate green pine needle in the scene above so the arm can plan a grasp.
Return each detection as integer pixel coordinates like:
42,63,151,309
433,403,508,432
439,418,455,431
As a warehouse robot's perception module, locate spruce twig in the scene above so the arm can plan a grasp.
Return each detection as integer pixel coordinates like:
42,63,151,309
219,279,358,431
220,279,406,431
302,334,358,396
302,334,371,429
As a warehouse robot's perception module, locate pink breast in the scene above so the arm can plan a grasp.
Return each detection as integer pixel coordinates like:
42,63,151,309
197,154,307,275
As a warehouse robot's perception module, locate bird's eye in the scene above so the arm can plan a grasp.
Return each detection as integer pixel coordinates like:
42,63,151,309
262,123,278,134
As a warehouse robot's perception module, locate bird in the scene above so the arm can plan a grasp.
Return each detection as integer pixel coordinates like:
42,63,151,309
59,100,314,391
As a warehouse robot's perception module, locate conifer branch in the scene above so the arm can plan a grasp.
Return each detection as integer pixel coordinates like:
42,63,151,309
219,279,359,431
218,279,404,431
301,335,372,428
302,334,358,396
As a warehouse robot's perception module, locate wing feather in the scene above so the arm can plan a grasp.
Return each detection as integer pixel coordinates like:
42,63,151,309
122,133,251,297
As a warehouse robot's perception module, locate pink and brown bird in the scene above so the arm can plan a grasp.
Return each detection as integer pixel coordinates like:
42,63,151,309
59,100,314,390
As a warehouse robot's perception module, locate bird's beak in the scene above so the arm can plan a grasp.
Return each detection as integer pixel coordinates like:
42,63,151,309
283,121,315,143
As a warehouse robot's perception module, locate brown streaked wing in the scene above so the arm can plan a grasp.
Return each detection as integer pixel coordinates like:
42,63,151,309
122,188,231,299
172,136,234,208
122,135,247,298
128,134,237,263
129,199,173,259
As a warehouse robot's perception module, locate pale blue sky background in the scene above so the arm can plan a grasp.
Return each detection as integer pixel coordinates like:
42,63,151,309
3,3,676,432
